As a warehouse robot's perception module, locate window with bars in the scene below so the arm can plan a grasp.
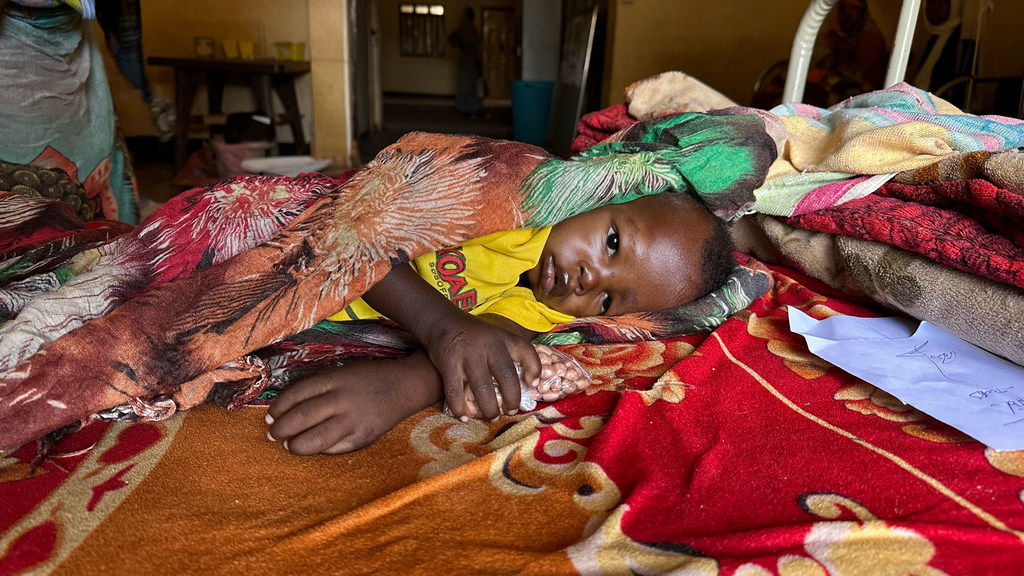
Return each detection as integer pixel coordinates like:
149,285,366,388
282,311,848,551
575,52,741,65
399,4,446,57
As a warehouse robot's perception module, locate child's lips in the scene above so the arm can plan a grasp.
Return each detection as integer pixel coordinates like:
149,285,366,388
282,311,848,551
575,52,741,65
540,254,573,295
540,255,556,296
541,256,572,297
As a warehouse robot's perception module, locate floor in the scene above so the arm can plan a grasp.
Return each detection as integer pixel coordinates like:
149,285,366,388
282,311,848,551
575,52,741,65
131,94,516,209
358,95,514,164
132,156,180,207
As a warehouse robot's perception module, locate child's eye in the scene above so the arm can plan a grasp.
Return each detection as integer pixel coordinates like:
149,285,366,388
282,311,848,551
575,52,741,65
600,293,612,315
606,225,618,256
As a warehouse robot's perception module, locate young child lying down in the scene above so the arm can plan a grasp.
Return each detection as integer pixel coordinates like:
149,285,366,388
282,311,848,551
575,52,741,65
265,191,735,455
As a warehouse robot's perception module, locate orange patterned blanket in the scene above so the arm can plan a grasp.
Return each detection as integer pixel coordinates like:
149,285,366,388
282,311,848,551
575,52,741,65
3,262,1022,575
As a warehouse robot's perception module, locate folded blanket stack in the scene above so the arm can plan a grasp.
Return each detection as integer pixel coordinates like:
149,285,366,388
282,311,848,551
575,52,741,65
754,84,1024,365
602,79,1024,366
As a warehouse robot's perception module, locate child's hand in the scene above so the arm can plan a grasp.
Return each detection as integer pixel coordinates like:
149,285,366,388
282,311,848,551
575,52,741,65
358,264,540,420
459,343,595,417
266,351,447,455
423,312,540,421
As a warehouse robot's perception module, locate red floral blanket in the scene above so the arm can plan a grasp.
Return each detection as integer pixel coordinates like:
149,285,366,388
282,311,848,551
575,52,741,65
2,261,1022,575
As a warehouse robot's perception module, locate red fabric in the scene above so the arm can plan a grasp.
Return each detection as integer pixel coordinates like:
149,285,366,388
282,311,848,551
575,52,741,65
571,104,638,155
0,194,131,259
2,262,1023,574
787,179,1024,289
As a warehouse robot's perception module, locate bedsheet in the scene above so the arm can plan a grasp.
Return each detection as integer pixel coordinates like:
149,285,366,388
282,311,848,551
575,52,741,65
2,260,1022,575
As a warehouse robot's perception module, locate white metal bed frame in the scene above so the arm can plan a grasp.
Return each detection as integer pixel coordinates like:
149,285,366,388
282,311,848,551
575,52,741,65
782,0,923,104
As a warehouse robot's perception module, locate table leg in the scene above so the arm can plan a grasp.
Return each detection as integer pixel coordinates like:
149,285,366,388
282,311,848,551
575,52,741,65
272,74,309,154
206,70,226,115
249,74,274,118
173,68,201,172
248,74,277,151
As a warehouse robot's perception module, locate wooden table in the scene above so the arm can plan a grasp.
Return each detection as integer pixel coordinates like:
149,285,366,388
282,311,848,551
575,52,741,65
147,57,311,171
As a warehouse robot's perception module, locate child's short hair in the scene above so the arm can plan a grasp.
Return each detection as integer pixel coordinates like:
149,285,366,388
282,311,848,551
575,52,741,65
649,192,736,300
695,214,736,297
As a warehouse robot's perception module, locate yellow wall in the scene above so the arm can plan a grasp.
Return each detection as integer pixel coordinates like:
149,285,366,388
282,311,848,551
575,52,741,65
973,0,1024,78
309,0,356,166
110,0,312,140
602,0,951,107
604,0,808,106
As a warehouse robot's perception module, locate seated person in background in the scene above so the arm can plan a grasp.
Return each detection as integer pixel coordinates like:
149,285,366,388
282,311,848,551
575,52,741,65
266,191,735,455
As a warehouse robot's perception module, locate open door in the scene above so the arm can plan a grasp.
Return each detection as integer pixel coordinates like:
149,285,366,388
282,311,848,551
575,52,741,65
481,7,518,102
351,0,383,143
548,6,597,158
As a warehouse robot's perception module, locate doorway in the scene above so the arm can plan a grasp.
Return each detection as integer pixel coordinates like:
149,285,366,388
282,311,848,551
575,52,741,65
351,0,383,142
480,7,518,102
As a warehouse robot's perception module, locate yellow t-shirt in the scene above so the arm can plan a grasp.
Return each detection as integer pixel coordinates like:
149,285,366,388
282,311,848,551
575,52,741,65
326,227,574,333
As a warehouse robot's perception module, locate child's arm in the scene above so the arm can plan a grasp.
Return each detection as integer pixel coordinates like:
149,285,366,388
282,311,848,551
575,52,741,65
267,350,446,454
362,264,541,420
266,310,542,455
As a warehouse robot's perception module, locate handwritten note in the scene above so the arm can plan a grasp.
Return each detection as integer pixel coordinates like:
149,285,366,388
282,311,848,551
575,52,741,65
788,308,1024,451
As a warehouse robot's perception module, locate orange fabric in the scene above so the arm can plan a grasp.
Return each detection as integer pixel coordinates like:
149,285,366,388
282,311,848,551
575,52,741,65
4,263,1023,575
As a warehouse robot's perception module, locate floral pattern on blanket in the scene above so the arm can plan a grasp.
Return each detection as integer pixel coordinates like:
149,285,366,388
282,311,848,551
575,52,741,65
5,260,1022,575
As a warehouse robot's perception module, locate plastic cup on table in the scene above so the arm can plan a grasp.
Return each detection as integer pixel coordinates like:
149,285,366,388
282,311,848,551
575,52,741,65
238,40,255,60
222,40,239,59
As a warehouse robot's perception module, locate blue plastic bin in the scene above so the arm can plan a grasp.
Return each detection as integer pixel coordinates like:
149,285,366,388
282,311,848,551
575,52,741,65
511,80,554,146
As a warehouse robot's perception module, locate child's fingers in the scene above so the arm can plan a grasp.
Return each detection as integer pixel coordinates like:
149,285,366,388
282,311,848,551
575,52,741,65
464,360,501,420
284,416,350,455
440,365,470,420
462,384,483,418
511,340,542,392
268,393,338,445
488,350,521,415
267,373,337,421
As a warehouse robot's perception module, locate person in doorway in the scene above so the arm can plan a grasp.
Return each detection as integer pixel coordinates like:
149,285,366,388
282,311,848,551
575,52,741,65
449,7,484,117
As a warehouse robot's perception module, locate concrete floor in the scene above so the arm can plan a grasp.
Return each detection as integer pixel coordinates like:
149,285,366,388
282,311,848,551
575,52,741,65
358,96,514,164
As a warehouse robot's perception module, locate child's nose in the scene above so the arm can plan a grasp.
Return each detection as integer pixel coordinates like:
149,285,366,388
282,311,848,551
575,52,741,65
580,262,610,293
575,263,592,295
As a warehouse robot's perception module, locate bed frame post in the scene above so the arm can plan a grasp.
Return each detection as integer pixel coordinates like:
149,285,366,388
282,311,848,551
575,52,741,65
782,0,922,105
885,0,922,89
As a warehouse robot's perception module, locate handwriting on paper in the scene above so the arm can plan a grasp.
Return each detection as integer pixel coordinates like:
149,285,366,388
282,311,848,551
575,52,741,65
992,395,1024,426
898,341,961,381
788,308,1024,451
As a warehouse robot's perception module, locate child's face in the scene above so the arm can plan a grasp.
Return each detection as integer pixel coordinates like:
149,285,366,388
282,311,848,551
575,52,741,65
524,195,714,317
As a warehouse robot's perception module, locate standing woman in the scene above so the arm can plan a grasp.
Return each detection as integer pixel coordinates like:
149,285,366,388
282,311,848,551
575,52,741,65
448,7,483,117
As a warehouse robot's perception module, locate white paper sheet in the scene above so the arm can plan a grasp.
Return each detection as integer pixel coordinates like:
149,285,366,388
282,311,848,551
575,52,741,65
788,308,1024,451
